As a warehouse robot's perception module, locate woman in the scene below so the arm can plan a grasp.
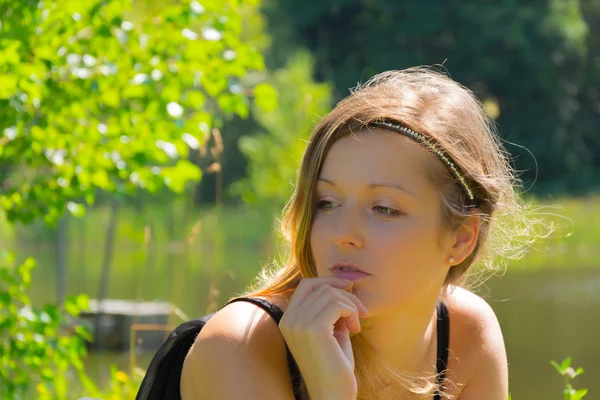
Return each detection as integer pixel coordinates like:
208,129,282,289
180,67,542,399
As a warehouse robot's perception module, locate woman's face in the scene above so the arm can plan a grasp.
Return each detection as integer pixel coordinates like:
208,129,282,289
310,127,455,314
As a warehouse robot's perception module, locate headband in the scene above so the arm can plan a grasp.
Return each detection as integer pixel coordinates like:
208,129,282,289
369,119,476,203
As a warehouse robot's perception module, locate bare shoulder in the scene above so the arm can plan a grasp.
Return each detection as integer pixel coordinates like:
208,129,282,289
195,295,288,343
443,285,509,399
444,285,502,333
180,295,295,399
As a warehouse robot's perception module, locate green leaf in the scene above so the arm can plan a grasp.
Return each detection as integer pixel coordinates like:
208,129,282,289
550,360,564,374
561,357,572,370
64,299,80,317
253,82,278,112
85,193,95,205
175,159,202,180
0,292,11,306
123,84,146,99
54,373,67,398
185,91,205,108
66,202,86,218
75,325,94,342
77,371,100,396
161,159,201,193
75,294,90,311
41,368,54,380
91,170,111,189
573,389,588,400
217,92,248,117
0,74,18,98
101,88,120,107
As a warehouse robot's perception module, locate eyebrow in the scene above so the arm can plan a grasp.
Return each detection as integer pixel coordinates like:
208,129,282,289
317,178,415,196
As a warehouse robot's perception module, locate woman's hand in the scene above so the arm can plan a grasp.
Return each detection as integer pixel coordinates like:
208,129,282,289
278,277,369,400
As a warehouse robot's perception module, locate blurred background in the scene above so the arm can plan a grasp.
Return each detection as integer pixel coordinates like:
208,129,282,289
0,0,598,399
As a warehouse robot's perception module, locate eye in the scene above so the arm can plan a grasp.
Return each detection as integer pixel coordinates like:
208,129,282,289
373,205,402,217
316,200,339,210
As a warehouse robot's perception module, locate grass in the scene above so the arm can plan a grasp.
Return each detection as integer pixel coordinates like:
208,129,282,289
508,194,600,270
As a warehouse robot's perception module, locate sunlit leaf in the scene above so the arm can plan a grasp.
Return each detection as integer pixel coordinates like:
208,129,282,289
66,202,86,218
0,74,18,98
253,82,277,112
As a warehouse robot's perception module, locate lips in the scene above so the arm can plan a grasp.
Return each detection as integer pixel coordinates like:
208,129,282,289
329,262,371,275
330,265,371,281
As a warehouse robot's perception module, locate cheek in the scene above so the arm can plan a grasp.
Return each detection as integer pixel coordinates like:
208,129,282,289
309,219,328,272
373,218,430,249
372,221,444,283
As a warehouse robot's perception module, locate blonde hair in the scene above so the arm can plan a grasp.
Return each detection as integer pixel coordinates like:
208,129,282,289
232,66,550,399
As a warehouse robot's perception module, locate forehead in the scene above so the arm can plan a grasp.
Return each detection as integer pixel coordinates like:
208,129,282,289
319,127,435,191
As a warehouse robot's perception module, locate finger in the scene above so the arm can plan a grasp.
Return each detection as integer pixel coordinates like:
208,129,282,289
287,277,353,309
295,284,355,323
300,284,369,319
296,290,362,334
309,299,362,335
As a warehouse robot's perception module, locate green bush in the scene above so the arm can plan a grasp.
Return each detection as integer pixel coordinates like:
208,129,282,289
0,250,92,399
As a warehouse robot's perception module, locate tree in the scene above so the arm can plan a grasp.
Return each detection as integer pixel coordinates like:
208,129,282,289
263,0,597,195
0,0,274,224
233,50,332,206
0,0,273,397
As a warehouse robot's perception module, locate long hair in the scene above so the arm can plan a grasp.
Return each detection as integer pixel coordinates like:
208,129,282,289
233,66,550,399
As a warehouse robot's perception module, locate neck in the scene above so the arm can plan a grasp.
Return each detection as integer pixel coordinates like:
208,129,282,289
359,291,440,372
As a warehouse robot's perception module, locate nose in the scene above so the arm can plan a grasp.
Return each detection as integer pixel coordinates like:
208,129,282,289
331,204,365,249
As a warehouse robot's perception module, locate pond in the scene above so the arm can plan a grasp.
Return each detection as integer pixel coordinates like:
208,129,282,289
11,229,600,399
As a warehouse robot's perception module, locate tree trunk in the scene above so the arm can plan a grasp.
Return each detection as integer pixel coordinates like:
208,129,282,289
79,216,86,292
94,197,119,350
56,215,68,306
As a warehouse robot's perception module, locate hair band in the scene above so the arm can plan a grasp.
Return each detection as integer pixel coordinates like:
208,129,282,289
369,119,476,203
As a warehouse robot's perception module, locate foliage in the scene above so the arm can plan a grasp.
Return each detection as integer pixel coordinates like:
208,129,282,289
233,50,332,205
263,0,600,195
551,357,588,400
0,0,274,225
0,249,148,399
75,365,145,400
0,250,92,399
0,0,272,397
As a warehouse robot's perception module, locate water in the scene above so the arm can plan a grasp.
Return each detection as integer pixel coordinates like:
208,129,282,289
7,229,599,399
484,267,600,399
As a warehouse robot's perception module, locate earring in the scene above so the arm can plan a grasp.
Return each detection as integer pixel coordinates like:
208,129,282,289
449,257,455,263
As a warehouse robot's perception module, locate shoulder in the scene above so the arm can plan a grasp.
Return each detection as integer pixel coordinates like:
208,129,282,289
180,296,295,399
193,296,287,344
444,285,503,339
443,285,509,399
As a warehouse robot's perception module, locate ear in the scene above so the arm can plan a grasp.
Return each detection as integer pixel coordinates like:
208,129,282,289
447,214,481,265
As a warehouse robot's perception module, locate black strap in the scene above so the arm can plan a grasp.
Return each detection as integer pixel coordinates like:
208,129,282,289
226,297,303,399
434,300,450,399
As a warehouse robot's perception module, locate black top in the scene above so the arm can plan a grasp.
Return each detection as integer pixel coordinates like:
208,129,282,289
226,297,450,400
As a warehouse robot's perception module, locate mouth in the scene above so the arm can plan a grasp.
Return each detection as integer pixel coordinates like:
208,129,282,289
329,262,371,275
